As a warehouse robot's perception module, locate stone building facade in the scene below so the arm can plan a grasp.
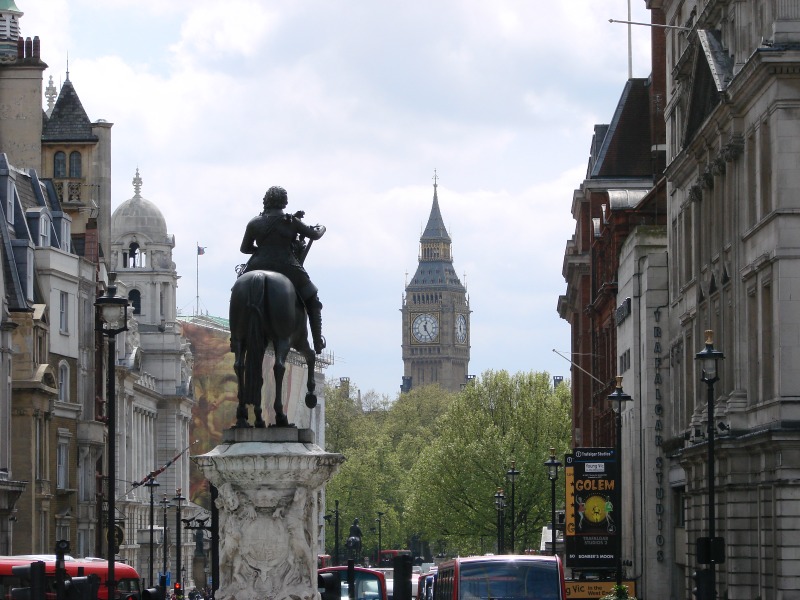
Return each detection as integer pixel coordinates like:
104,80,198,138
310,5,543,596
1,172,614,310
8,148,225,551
0,2,199,589
562,2,800,598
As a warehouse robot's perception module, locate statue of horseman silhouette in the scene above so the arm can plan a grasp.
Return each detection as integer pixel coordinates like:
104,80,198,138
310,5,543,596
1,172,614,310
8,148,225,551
229,186,326,427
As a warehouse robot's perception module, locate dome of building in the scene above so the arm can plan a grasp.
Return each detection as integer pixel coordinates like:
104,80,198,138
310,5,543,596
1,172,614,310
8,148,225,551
111,169,168,242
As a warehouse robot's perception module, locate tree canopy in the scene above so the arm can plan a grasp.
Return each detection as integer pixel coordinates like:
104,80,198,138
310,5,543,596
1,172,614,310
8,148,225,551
322,371,571,561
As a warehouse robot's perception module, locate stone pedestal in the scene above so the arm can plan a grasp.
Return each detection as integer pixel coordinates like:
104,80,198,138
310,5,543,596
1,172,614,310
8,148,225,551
194,428,344,600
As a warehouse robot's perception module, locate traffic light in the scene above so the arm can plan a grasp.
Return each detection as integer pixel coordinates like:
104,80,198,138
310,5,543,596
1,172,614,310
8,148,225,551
692,569,713,600
11,560,46,600
64,575,100,600
174,581,184,599
142,587,164,600
318,571,340,600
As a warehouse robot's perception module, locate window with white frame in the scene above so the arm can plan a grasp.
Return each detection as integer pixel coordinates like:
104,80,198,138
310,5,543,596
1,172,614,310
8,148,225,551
60,218,71,252
58,361,69,402
57,439,69,489
59,291,69,333
39,214,50,247
77,530,88,558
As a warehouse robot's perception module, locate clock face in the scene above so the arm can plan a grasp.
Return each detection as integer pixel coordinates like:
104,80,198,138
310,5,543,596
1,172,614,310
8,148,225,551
412,313,439,343
455,314,467,344
584,495,608,523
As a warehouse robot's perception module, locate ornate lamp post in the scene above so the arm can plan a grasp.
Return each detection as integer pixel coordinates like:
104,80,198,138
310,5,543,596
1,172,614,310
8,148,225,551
543,449,561,556
506,461,520,554
159,494,172,594
376,512,385,565
493,488,505,554
608,376,632,587
95,274,129,600
695,330,725,600
144,476,160,587
174,489,186,596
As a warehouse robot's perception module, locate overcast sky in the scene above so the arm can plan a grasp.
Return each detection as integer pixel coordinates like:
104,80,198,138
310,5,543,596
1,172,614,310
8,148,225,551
24,1,653,399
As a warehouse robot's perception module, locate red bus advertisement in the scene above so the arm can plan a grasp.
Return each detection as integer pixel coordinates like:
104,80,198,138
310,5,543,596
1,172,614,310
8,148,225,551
0,555,142,599
433,555,566,600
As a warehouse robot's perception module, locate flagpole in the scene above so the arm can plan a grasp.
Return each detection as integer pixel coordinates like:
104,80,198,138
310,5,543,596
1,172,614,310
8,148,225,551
196,241,200,316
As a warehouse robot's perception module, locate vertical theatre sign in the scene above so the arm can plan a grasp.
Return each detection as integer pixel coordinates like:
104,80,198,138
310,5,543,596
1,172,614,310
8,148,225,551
565,448,618,571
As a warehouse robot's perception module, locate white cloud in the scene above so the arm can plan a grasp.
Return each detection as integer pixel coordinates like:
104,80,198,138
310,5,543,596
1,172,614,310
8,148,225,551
19,0,653,396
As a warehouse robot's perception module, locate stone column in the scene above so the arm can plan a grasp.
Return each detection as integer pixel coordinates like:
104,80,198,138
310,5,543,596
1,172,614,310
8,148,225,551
194,429,344,600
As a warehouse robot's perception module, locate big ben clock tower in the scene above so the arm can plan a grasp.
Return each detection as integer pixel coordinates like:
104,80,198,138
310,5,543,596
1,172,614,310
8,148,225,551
401,175,470,393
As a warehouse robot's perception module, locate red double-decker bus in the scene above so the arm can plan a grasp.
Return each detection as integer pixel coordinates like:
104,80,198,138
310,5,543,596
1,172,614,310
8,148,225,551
0,555,142,599
433,555,566,600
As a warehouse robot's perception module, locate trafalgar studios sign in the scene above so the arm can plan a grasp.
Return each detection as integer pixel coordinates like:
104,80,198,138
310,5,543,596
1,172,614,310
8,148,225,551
564,448,618,571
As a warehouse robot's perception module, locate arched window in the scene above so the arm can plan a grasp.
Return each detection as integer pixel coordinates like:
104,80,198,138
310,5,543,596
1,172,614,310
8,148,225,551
129,289,142,315
54,151,66,178
69,151,82,178
126,242,143,267
58,361,69,402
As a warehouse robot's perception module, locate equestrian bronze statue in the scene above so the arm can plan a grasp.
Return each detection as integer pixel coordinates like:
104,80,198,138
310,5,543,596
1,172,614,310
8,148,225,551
229,186,326,427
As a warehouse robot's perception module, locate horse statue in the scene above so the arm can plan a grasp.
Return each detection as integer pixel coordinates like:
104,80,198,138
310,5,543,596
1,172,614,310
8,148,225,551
345,535,362,561
229,270,318,427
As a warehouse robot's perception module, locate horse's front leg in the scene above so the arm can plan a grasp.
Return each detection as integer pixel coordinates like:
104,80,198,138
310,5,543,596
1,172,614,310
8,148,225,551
302,349,317,409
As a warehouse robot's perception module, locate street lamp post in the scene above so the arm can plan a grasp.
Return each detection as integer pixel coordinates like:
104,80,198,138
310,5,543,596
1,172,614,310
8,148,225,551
323,500,341,566
95,273,129,600
174,489,186,597
543,449,561,556
144,476,160,587
608,375,632,588
160,495,171,589
376,512,385,565
695,330,725,600
493,488,505,554
506,461,520,554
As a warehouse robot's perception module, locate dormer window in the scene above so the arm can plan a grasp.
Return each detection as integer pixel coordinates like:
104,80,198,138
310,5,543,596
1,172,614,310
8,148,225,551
39,214,50,247
54,151,67,178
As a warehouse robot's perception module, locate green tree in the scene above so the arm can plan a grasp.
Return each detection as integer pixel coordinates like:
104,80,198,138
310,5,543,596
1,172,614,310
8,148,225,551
324,384,456,561
323,379,364,453
403,371,571,556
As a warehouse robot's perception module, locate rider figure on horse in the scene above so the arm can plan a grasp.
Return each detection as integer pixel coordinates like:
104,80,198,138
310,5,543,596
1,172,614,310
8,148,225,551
239,186,327,354
347,518,363,557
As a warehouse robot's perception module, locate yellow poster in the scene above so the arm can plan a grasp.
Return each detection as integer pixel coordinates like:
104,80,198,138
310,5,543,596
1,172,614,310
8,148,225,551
565,581,636,599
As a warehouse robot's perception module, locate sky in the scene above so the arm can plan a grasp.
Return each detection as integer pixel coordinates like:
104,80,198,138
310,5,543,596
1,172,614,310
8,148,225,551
23,0,653,399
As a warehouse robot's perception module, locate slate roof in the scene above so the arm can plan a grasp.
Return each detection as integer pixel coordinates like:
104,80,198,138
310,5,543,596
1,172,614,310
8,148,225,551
407,184,465,293
421,185,451,242
41,78,98,142
589,78,652,180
